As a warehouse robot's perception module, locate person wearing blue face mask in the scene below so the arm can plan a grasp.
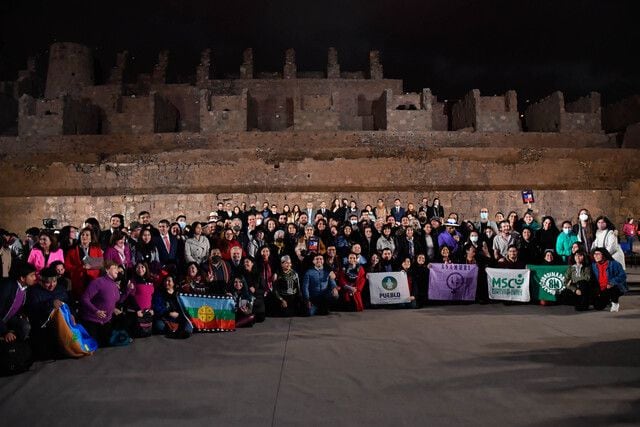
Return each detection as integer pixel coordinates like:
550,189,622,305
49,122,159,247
474,207,498,235
176,215,187,230
556,221,578,263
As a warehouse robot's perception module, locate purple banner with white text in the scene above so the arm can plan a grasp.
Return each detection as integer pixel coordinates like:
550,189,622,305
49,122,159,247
428,263,478,301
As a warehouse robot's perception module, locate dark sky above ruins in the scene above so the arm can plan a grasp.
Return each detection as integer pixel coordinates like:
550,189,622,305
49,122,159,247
1,0,638,103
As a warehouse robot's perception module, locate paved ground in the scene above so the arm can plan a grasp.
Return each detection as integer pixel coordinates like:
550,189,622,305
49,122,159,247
1,295,639,427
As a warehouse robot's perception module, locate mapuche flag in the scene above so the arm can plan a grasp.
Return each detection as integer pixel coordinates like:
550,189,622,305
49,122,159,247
178,294,236,332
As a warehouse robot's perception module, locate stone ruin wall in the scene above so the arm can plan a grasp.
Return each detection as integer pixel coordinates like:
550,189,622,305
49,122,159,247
1,43,640,232
0,130,638,233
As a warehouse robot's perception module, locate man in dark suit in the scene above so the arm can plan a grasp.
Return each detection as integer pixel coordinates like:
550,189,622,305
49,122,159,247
154,219,178,267
100,214,124,250
305,202,315,221
392,198,406,222
315,201,329,219
0,262,38,343
215,202,226,219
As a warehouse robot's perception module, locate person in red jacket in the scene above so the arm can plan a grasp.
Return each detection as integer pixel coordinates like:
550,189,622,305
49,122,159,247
337,252,366,311
65,227,104,301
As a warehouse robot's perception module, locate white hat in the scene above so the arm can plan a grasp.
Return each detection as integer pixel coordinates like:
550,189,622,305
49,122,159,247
444,218,460,227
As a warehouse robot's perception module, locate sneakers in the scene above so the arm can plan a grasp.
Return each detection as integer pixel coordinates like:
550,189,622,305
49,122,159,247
610,302,620,312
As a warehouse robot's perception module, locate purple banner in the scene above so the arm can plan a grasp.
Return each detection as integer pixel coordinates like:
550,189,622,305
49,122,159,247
428,263,478,301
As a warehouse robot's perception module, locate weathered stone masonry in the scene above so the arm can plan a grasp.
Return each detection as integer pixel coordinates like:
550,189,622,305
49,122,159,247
1,42,640,231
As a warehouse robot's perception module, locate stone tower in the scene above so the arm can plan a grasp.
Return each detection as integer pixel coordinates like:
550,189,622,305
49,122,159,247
45,42,94,99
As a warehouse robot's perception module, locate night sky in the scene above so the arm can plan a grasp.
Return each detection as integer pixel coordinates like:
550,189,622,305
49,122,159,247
1,0,638,103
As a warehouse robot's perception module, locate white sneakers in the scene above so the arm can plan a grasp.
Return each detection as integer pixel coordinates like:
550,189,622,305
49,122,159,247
610,302,620,312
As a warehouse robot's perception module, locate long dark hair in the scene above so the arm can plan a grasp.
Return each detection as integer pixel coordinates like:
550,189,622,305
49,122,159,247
83,217,101,242
591,246,613,261
594,216,616,231
36,230,60,252
132,261,150,283
572,250,590,268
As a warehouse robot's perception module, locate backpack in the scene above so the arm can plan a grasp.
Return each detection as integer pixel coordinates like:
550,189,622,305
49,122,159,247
134,311,153,338
109,329,131,347
0,340,33,376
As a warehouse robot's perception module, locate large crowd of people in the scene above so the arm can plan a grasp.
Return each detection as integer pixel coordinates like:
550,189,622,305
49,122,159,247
0,197,633,370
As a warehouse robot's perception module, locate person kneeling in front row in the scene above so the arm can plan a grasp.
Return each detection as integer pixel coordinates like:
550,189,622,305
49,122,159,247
561,250,592,311
591,247,627,312
302,255,338,316
79,260,129,347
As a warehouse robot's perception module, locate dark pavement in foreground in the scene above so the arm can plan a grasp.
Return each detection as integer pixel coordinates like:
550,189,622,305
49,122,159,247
1,296,639,427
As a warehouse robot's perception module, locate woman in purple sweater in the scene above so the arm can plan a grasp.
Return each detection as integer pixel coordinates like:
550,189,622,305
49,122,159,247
80,260,129,346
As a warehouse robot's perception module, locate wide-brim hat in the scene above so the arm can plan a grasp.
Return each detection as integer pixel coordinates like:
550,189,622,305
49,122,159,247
444,218,460,227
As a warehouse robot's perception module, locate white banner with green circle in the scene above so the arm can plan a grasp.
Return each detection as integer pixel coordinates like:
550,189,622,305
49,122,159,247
367,272,411,305
486,268,531,302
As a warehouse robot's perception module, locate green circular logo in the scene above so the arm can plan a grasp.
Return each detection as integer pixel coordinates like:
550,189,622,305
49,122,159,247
540,272,564,294
381,276,398,291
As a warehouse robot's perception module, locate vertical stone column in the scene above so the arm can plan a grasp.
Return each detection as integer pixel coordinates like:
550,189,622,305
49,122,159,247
45,42,94,98
283,48,297,79
327,47,340,79
505,90,518,112
369,50,383,80
108,51,129,85
151,50,169,85
240,48,253,79
197,49,212,88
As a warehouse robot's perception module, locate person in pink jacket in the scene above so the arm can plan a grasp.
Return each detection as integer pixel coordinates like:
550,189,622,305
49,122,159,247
27,230,64,274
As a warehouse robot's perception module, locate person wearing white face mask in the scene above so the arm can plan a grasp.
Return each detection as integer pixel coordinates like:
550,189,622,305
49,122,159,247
474,208,498,235
466,229,491,262
592,216,625,270
573,208,596,250
556,221,578,263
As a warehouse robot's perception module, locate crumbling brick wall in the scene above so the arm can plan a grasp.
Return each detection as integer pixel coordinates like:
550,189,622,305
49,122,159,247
453,90,520,132
18,95,99,136
108,93,177,134
200,89,248,132
452,90,477,131
45,42,94,99
525,91,602,133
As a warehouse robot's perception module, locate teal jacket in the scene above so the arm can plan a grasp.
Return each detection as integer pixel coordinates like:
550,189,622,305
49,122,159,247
556,232,578,261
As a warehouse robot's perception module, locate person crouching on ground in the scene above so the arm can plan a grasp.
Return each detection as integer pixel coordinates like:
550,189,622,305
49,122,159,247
302,254,338,316
25,266,69,359
561,250,593,311
231,276,255,327
80,260,129,347
0,262,38,344
591,247,627,312
123,262,155,338
338,252,366,312
152,275,192,338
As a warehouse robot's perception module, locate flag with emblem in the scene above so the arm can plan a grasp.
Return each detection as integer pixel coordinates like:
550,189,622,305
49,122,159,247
486,268,531,302
527,264,567,302
178,294,236,332
367,272,411,305
428,263,478,301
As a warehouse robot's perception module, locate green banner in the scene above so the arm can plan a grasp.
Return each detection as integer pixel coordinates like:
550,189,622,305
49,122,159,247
527,264,567,302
